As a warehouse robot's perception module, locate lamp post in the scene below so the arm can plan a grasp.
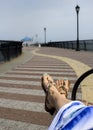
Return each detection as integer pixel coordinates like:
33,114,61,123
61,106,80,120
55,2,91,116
44,27,46,44
75,5,80,51
35,34,38,44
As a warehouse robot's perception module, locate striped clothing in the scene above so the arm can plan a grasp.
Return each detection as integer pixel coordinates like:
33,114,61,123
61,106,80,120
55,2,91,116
48,101,93,130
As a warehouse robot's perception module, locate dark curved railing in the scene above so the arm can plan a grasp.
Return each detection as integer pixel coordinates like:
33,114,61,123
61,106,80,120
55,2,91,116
71,69,93,100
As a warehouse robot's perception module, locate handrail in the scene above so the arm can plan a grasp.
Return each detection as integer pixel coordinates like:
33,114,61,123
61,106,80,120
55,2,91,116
71,69,93,100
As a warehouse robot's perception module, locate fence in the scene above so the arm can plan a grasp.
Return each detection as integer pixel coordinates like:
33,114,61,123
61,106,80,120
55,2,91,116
0,40,22,62
42,40,93,51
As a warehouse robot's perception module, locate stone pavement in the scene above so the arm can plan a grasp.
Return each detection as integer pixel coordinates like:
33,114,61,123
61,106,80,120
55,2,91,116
0,46,93,130
33,47,93,103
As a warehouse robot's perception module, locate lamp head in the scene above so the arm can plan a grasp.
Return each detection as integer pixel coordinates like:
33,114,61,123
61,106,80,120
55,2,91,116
44,27,46,31
75,5,80,13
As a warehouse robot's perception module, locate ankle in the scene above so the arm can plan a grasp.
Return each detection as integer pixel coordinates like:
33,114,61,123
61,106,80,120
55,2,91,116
54,94,71,111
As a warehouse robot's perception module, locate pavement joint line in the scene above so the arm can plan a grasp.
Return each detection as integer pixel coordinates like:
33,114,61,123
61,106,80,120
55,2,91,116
0,86,44,96
32,48,93,103
0,74,77,80
0,79,41,86
0,118,48,130
6,70,75,75
0,98,45,113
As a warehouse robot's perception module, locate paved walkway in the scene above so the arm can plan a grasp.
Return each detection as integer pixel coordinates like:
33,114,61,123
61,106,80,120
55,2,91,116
0,46,93,130
33,47,93,102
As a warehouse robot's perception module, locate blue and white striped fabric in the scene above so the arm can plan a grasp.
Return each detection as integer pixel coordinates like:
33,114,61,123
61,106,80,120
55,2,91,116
48,101,93,130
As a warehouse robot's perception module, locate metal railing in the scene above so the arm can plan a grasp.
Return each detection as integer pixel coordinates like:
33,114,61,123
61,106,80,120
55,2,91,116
0,40,22,62
42,39,93,51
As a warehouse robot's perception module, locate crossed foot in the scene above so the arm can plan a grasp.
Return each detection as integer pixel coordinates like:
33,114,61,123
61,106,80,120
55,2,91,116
41,73,70,115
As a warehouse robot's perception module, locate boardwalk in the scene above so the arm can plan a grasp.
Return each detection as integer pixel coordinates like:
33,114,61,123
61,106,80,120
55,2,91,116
0,47,92,130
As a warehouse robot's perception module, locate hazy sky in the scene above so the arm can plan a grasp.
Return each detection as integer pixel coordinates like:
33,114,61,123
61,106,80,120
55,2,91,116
0,0,93,43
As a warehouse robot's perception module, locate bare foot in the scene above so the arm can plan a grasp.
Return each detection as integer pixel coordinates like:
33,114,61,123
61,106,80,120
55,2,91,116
41,73,56,115
55,79,70,97
44,80,71,114
41,73,70,115
41,73,55,93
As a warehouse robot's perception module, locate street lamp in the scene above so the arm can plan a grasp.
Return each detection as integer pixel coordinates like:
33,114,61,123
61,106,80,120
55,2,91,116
44,27,46,44
35,34,38,44
75,5,80,51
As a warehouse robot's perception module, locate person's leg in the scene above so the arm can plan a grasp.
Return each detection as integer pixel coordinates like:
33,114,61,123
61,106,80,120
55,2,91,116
41,74,71,114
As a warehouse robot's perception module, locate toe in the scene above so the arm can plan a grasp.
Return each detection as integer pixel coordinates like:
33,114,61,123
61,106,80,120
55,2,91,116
41,73,54,93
